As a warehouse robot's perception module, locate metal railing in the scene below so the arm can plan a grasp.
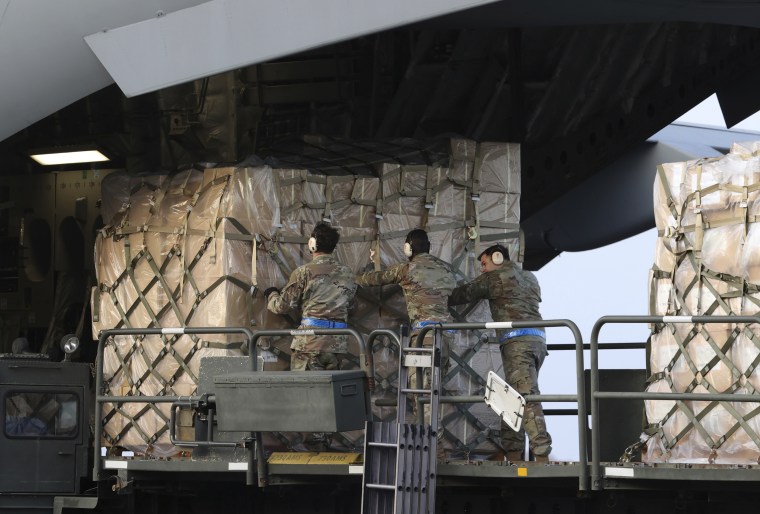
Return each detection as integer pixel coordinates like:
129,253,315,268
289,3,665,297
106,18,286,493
248,327,374,378
415,319,588,491
242,327,373,486
589,315,760,491
94,323,590,489
94,326,381,487
93,327,255,481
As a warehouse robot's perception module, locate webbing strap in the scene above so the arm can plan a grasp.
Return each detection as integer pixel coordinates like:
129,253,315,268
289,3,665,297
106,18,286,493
180,173,205,296
694,323,738,380
351,177,376,228
252,233,258,291
92,286,101,324
681,179,760,200
656,164,680,226
324,175,334,221
134,340,170,391
471,163,482,263
477,221,521,230
105,403,154,445
372,238,381,272
210,174,232,264
517,229,525,264
451,229,474,277
471,142,483,198
652,248,760,453
649,269,674,318
105,337,138,392
479,230,521,242
115,224,258,242
199,340,247,350
424,166,437,208
100,223,257,406
374,221,468,242
125,251,198,385
665,400,718,450
139,252,198,386
721,403,760,449
144,250,186,333
376,167,385,219
266,239,297,283
651,268,673,279
669,215,754,237
447,333,489,386
739,326,760,393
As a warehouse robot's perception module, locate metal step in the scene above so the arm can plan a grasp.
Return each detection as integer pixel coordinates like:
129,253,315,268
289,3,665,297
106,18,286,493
362,331,443,514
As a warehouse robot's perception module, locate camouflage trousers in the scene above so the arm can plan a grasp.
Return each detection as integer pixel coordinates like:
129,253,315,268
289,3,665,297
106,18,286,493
291,351,349,371
500,340,552,457
290,350,350,452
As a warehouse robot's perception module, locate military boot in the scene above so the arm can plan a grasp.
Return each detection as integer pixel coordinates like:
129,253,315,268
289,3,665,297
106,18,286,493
534,454,549,464
506,450,525,463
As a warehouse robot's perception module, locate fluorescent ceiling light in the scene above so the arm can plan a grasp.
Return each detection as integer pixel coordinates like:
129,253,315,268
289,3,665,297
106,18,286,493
30,149,110,166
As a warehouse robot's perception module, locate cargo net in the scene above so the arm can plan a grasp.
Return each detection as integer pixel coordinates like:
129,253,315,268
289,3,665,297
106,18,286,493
92,137,522,459
646,141,760,464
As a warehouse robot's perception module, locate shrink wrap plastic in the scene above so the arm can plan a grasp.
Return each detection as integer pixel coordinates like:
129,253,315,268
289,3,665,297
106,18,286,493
645,142,760,463
93,138,521,458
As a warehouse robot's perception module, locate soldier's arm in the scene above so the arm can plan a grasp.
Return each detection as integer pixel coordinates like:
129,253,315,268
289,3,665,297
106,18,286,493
347,283,358,310
356,263,404,287
448,273,489,306
342,267,359,311
267,268,305,314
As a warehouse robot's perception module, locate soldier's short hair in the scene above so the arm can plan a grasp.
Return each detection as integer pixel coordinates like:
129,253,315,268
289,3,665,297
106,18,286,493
406,229,431,255
312,222,340,253
478,244,509,262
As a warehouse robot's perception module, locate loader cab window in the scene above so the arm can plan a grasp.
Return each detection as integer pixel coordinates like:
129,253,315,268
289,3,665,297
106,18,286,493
4,391,78,438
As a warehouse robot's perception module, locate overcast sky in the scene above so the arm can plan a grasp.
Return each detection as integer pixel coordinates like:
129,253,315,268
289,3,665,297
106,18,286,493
533,95,760,460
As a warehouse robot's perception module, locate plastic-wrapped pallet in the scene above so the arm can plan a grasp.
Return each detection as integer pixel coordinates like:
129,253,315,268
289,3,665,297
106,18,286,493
645,141,760,464
92,138,521,458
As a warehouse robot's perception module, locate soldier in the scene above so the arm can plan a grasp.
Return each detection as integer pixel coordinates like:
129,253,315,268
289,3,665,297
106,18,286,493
265,222,357,371
356,229,458,422
449,244,552,463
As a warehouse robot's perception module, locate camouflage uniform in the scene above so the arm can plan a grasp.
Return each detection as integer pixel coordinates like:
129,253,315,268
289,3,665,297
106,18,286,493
449,261,552,457
267,254,357,371
357,252,458,421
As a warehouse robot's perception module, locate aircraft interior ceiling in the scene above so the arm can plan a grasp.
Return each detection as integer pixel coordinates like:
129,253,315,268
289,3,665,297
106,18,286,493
2,2,760,268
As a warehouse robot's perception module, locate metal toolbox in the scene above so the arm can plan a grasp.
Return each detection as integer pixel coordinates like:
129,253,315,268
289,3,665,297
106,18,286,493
213,370,369,432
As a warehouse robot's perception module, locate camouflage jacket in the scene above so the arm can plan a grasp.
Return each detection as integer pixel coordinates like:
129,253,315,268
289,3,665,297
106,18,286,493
267,254,357,353
449,262,544,344
356,252,457,327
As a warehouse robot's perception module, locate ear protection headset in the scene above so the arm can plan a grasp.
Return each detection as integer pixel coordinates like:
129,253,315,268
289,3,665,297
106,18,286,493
491,250,504,265
308,236,318,253
403,242,413,258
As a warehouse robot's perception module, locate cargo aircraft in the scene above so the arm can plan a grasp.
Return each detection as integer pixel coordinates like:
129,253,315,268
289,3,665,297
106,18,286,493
2,1,760,512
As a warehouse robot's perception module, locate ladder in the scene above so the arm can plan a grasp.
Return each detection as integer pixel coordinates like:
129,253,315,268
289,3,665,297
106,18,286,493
361,329,443,514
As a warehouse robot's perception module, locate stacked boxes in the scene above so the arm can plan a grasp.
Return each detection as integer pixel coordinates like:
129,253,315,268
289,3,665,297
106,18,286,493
93,138,521,457
646,141,760,463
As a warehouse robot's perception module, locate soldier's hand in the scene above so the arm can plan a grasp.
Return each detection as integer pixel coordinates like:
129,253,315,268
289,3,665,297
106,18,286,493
263,287,280,301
